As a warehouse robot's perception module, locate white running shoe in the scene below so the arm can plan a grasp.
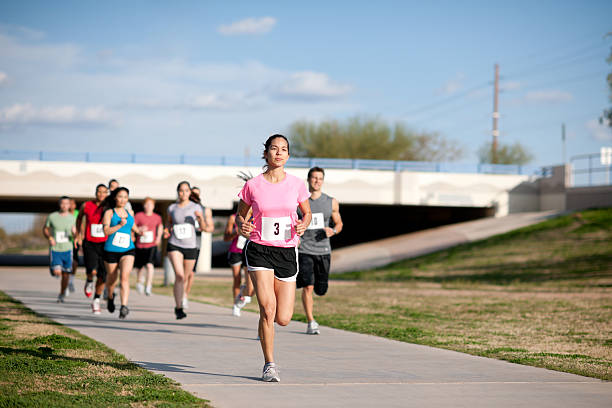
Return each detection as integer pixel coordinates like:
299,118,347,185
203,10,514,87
84,281,94,298
232,305,241,317
235,294,247,309
68,278,75,294
145,285,152,296
63,287,70,297
244,295,252,305
182,297,189,309
136,282,144,294
262,363,280,382
92,298,101,315
307,320,320,335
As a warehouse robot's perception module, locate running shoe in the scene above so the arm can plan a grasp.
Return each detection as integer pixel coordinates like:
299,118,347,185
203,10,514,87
174,307,187,320
244,295,252,305
119,305,129,319
136,282,145,295
57,294,65,303
262,362,280,382
107,295,116,313
145,285,152,296
84,281,94,298
307,320,320,335
68,280,75,294
92,298,101,315
63,287,70,297
232,305,241,317
182,297,189,309
235,294,247,309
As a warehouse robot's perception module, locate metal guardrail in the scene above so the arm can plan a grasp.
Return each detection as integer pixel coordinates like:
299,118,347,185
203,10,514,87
0,149,541,176
570,153,612,187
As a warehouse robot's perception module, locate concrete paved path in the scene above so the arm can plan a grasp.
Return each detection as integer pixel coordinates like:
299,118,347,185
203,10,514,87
2,268,610,408
331,211,561,273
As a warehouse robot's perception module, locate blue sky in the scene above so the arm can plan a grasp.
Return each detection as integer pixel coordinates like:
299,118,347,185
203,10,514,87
0,0,611,166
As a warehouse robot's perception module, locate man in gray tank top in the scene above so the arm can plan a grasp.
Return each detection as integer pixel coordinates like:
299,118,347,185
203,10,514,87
297,167,343,335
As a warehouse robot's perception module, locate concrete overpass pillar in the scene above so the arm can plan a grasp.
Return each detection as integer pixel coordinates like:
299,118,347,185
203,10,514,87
195,232,212,273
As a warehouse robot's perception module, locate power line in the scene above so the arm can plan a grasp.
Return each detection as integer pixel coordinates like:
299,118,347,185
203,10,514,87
402,81,490,119
501,70,608,93
504,49,607,80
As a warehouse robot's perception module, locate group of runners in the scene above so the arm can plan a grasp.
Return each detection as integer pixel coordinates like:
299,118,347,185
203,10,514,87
44,134,343,382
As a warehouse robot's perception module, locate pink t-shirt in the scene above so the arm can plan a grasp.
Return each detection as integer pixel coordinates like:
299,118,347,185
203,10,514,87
238,173,310,248
134,212,162,249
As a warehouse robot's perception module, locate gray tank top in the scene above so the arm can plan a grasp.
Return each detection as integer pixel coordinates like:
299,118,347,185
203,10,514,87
298,193,333,255
168,201,199,249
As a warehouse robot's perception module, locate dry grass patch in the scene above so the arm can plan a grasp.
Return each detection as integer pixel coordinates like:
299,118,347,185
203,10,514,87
0,291,209,407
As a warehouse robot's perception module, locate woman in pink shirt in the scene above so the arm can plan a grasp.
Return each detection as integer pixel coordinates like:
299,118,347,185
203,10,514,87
237,134,312,382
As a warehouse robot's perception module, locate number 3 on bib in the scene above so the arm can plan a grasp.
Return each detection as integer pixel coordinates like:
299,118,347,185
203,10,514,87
261,217,292,241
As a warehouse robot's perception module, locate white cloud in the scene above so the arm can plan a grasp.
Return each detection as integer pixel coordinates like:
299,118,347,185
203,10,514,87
436,73,465,95
218,17,276,36
524,90,573,103
586,118,612,141
274,71,352,100
0,71,7,85
0,103,114,126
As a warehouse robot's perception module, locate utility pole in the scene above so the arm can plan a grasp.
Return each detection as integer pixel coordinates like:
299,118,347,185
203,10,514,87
491,63,499,164
561,123,566,164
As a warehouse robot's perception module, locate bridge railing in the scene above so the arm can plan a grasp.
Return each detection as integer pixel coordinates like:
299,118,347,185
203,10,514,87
570,152,612,187
0,149,541,175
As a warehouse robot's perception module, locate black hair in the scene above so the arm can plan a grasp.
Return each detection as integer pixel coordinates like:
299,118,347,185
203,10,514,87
262,134,290,170
307,167,325,179
108,178,119,188
191,186,200,191
177,180,191,192
95,183,108,193
189,190,201,204
102,186,129,212
58,196,70,205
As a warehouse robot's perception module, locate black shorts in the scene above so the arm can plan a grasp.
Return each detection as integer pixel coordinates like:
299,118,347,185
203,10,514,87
227,251,243,266
83,240,106,281
73,243,80,262
103,249,135,264
193,248,201,271
135,247,157,268
167,243,198,260
297,253,331,295
244,241,298,282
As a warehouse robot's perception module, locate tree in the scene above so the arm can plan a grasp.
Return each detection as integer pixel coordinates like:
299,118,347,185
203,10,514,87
288,116,464,161
477,141,534,165
601,34,612,127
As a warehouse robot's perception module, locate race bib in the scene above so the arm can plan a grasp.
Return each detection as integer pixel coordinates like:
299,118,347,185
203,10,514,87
261,217,292,241
112,232,131,248
195,219,200,230
140,230,154,244
307,212,325,230
55,231,69,243
173,223,194,240
236,235,247,249
90,224,105,238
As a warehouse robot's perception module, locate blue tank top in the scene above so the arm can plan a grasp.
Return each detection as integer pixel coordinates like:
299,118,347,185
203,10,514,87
104,209,135,252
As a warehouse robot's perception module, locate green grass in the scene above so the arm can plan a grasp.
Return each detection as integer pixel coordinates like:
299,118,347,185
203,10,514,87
0,291,209,408
168,207,612,381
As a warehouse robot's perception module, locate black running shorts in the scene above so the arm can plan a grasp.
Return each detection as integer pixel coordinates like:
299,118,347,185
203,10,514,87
244,241,298,282
83,240,106,281
227,251,243,266
103,249,135,264
167,243,198,260
297,253,331,295
135,247,157,268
